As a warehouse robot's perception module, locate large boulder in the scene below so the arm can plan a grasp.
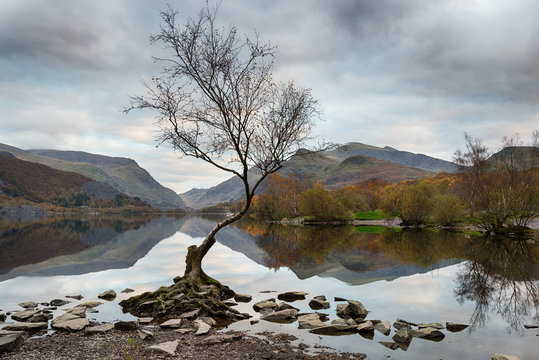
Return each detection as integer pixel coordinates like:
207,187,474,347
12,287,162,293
298,313,326,329
0,333,24,353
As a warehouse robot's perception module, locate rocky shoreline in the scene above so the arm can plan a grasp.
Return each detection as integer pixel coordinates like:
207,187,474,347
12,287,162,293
1,286,530,359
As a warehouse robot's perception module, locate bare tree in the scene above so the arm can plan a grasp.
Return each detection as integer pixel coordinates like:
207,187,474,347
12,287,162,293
125,5,320,284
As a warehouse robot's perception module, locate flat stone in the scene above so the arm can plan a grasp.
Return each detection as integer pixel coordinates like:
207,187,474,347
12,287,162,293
66,307,87,317
309,324,357,336
11,309,40,322
138,329,154,340
18,301,38,309
418,322,444,329
160,319,182,328
85,323,114,334
194,319,211,335
66,295,83,300
223,300,237,307
198,334,242,345
53,313,83,326
178,309,200,319
50,299,70,307
121,288,135,293
374,321,391,335
52,318,89,331
491,354,520,360
98,290,117,300
0,333,24,353
138,317,154,324
78,301,102,308
261,309,298,323
250,320,259,325
396,318,418,326
0,330,24,336
276,302,299,312
357,320,375,332
234,293,252,302
298,313,326,329
148,340,179,356
4,322,48,332
309,298,330,310
334,297,347,302
277,291,307,302
446,322,469,332
198,317,216,326
175,328,196,334
408,327,445,341
253,299,278,312
114,321,139,331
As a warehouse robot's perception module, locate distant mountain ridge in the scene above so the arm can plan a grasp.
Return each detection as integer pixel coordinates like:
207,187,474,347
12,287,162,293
180,142,451,209
0,143,185,210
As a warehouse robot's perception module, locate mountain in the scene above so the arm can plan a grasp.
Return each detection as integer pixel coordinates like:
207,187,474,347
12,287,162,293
181,145,437,209
322,142,457,173
0,152,145,207
0,143,185,210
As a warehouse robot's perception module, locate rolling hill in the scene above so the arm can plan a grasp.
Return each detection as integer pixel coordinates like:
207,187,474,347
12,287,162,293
0,143,185,210
181,148,434,209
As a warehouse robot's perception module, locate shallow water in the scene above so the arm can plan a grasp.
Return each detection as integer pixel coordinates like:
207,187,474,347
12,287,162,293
0,214,537,359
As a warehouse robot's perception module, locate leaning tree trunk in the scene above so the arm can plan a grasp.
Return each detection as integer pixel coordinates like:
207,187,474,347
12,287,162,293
184,205,249,285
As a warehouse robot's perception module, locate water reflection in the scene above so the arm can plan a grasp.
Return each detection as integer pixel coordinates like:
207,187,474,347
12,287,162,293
0,214,186,280
454,236,539,333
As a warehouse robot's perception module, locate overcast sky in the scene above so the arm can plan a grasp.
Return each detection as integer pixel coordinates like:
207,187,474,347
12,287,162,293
1,0,537,194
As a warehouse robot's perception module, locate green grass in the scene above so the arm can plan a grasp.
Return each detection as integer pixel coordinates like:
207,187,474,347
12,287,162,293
354,225,400,234
354,210,386,220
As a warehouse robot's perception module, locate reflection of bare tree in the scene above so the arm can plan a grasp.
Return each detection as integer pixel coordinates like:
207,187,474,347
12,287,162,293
454,236,539,333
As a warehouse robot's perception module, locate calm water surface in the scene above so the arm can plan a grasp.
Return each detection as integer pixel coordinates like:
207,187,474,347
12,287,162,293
0,215,537,359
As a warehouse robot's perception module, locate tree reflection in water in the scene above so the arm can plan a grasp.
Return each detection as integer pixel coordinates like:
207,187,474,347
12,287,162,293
454,236,539,333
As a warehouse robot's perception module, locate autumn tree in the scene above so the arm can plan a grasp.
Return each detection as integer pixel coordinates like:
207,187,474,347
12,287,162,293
454,132,538,233
251,173,306,220
298,182,352,220
126,5,320,284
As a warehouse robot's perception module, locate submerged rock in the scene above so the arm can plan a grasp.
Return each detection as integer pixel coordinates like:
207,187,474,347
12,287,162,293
309,298,330,310
446,322,469,332
50,299,70,307
277,291,307,302
408,327,445,341
121,288,135,293
418,322,444,329
18,302,38,309
309,324,358,336
98,290,117,301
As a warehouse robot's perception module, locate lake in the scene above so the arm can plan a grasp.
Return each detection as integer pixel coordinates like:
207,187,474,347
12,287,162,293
0,214,537,359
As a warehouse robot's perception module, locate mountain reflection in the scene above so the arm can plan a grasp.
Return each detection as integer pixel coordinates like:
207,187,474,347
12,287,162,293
0,214,186,279
454,236,539,333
